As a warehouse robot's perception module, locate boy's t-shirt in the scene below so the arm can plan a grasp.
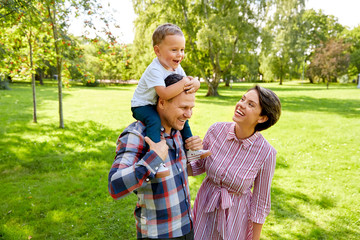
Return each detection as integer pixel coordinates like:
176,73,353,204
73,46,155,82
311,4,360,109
131,57,186,107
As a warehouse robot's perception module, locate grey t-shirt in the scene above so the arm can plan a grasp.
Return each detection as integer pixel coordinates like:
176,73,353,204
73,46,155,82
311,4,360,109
131,57,186,107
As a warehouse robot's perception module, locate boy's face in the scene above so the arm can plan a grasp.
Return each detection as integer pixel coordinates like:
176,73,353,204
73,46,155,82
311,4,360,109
154,34,185,71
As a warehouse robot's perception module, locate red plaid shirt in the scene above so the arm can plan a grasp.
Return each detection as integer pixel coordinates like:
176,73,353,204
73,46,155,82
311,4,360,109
108,121,192,238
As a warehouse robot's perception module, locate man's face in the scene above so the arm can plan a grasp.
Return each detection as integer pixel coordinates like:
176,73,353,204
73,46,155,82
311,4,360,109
159,91,195,133
154,34,185,71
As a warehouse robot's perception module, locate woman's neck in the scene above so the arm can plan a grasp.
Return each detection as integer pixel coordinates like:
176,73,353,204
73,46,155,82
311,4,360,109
234,123,255,140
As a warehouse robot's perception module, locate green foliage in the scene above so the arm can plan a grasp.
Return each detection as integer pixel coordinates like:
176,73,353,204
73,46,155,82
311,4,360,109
132,0,266,96
307,39,351,88
1,82,359,239
343,25,360,74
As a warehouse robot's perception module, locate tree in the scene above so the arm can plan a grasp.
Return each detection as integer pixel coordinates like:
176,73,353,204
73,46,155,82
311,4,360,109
132,0,266,96
307,39,350,88
299,9,345,83
260,0,305,84
343,25,360,76
0,0,50,122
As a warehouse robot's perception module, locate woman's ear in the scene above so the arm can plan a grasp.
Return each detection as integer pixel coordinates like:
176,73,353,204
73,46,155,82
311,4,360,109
257,115,268,124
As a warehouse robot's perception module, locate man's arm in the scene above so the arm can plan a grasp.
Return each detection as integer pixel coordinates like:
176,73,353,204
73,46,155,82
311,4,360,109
108,130,167,200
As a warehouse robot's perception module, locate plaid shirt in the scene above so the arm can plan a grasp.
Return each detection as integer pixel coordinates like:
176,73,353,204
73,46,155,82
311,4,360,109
108,121,192,239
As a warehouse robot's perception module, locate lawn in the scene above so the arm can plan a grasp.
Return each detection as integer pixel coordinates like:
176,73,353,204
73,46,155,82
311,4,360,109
0,81,359,239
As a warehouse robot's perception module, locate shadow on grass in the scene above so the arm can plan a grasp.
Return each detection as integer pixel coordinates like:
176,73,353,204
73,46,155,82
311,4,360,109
268,186,358,239
189,170,357,239
0,120,140,239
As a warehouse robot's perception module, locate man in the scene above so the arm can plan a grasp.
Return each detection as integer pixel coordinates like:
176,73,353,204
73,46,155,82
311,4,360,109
108,74,203,240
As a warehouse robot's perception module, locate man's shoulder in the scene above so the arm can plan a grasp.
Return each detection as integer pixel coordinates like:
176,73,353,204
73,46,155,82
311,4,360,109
123,121,146,135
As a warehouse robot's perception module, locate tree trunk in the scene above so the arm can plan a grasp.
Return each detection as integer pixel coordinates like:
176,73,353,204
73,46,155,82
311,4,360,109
28,30,37,123
327,75,330,89
49,4,64,128
206,82,219,96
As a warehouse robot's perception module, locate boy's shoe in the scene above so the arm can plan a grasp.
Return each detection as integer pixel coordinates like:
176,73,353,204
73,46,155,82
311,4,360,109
155,163,170,178
187,149,212,162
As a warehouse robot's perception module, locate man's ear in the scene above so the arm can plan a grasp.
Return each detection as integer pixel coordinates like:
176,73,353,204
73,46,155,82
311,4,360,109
257,115,268,124
158,98,166,110
154,45,160,57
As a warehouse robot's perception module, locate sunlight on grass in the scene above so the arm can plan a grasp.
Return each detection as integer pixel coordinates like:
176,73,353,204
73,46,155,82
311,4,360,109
1,82,359,239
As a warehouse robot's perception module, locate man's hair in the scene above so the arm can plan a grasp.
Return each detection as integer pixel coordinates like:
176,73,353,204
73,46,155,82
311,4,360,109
164,73,183,87
250,85,281,132
156,74,184,104
152,23,184,47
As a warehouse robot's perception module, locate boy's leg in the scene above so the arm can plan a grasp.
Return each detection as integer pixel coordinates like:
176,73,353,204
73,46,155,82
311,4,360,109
131,105,161,143
182,121,212,162
131,105,169,178
180,120,193,144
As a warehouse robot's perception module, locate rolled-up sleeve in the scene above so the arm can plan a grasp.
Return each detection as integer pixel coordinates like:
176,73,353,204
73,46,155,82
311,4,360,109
250,148,276,223
189,124,215,176
108,128,164,200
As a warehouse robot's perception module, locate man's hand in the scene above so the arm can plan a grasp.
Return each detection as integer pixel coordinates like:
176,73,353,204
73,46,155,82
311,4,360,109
185,136,203,151
145,136,169,161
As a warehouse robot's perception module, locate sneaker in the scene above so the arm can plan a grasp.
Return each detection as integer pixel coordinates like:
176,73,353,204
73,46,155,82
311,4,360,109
155,163,170,178
187,149,212,162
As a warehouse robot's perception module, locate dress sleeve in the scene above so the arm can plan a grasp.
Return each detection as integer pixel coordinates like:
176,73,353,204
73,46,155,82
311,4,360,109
108,129,164,200
189,123,215,176
249,148,276,224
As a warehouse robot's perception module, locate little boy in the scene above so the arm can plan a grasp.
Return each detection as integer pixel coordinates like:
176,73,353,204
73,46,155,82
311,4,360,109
131,23,211,177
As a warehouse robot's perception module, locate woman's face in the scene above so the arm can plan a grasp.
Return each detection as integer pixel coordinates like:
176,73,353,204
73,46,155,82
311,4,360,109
232,89,267,130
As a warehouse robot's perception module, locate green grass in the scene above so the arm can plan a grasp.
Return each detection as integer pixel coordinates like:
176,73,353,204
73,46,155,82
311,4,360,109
1,82,359,239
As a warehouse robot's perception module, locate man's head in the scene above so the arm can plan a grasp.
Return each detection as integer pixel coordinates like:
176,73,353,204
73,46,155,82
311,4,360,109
152,23,185,71
157,74,195,133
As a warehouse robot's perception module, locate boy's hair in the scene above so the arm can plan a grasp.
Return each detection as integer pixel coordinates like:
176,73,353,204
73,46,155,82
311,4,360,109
152,23,184,46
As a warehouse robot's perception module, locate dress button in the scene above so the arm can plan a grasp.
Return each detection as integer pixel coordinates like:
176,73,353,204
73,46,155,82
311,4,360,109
146,178,150,182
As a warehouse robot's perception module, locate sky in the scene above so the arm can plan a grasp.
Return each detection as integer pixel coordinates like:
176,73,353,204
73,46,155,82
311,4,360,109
68,0,360,44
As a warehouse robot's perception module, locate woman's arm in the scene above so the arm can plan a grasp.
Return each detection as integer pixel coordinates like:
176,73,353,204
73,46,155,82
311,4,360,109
252,222,263,240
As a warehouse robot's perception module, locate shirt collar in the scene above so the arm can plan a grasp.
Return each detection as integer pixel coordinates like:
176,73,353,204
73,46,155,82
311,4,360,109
226,122,259,149
160,127,179,137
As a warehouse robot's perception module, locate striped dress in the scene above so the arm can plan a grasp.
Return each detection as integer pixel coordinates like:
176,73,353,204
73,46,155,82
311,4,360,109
190,122,276,240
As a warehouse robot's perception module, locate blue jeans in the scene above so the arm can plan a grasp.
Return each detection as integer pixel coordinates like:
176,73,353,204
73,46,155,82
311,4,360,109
131,105,192,143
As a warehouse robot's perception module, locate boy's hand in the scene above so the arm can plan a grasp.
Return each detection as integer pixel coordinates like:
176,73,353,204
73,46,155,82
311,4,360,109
145,136,168,161
185,136,203,151
184,76,200,94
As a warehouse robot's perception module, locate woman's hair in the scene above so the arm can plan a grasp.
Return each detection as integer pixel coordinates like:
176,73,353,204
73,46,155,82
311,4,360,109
152,23,184,46
250,85,281,132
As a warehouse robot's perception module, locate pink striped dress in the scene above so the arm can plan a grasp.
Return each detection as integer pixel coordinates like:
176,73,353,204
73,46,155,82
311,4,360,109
190,122,276,240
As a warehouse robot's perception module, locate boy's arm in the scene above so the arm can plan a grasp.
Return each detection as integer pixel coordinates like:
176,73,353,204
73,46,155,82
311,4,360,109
154,77,189,100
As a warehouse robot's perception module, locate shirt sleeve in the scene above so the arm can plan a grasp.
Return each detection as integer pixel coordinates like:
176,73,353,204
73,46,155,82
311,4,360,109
249,148,276,224
108,129,164,200
145,67,166,89
189,124,215,176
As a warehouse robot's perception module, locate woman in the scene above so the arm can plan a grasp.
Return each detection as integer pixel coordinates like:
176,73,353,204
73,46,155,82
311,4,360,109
188,85,281,240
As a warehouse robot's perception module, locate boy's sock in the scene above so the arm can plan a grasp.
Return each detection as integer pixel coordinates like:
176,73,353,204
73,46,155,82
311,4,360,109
186,149,212,162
